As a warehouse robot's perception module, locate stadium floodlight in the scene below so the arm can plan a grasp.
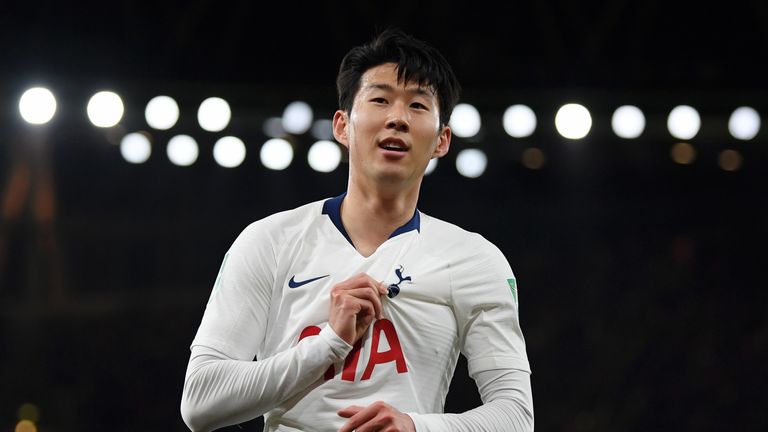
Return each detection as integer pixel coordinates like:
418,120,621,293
282,101,313,135
728,106,760,141
611,105,646,139
87,91,124,128
667,105,700,140
521,148,546,170
307,140,342,173
456,148,487,178
311,119,334,140
263,117,285,138
120,132,152,164
19,87,57,125
425,158,438,175
260,138,293,170
670,142,696,165
198,97,231,132
450,103,481,138
503,105,537,138
167,135,199,166
213,136,246,168
145,96,180,130
718,149,742,171
555,103,592,139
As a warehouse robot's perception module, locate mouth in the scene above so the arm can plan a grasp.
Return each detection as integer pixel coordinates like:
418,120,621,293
378,137,409,152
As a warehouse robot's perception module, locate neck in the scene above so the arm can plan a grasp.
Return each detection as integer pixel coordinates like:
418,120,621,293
341,177,421,257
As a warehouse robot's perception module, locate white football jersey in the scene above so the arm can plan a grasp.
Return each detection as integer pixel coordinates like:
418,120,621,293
191,194,530,431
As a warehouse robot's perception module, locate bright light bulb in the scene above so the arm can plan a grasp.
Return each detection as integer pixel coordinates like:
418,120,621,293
667,105,700,140
19,87,57,125
145,96,179,130
456,148,487,178
167,135,199,166
555,103,592,139
198,97,231,132
213,136,247,168
282,101,313,135
611,105,646,139
728,106,760,140
307,140,342,172
87,91,124,127
260,138,293,170
450,103,481,138
503,105,536,138
120,132,152,164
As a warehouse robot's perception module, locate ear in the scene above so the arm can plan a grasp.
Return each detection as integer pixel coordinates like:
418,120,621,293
432,125,451,158
332,110,350,148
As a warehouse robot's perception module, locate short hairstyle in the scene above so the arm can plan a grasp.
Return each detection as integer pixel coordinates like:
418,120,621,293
336,28,461,128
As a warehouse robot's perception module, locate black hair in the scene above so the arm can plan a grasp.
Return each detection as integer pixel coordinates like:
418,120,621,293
336,28,461,128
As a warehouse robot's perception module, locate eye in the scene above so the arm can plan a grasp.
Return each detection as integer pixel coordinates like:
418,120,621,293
371,97,388,104
411,102,428,110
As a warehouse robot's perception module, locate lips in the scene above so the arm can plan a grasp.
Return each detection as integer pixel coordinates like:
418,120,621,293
378,137,409,152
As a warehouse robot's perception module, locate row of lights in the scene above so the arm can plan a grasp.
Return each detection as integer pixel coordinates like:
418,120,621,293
18,87,764,141
17,87,759,175
121,132,494,177
119,130,744,174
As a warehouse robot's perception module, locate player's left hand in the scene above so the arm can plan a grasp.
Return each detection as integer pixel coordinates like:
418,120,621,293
337,401,416,432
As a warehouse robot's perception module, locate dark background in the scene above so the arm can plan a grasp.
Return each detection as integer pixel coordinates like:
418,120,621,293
1,1,767,431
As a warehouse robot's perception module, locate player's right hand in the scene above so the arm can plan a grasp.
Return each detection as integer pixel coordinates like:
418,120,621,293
329,273,388,345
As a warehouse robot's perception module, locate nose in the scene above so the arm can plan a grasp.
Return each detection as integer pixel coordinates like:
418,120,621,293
385,103,409,132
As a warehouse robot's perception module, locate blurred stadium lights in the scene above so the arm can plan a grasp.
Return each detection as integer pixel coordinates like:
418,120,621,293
213,136,247,168
611,105,646,139
425,158,438,175
728,106,760,140
667,105,701,140
307,140,342,173
167,135,199,166
19,87,57,125
87,91,124,128
260,138,293,170
503,104,537,138
263,117,285,138
282,101,313,135
311,119,334,140
145,96,180,130
718,149,742,171
455,148,487,178
521,147,546,170
197,97,231,132
15,419,37,432
555,103,592,139
120,132,152,164
9,84,764,174
449,103,481,138
671,142,696,165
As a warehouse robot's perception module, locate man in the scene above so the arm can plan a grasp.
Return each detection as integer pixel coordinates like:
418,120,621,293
181,28,534,432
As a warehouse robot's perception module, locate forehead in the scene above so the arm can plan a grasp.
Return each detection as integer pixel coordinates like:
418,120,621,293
358,63,436,98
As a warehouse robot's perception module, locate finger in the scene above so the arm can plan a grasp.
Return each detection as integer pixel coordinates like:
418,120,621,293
337,288,381,318
333,273,388,297
337,404,379,432
337,405,364,418
332,273,376,291
377,280,388,296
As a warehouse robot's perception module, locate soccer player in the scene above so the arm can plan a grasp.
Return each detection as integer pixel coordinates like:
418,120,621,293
181,28,533,432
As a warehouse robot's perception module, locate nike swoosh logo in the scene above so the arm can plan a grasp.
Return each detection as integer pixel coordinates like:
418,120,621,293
288,274,329,288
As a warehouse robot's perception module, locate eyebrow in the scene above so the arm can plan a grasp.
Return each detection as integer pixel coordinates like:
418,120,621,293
365,83,433,97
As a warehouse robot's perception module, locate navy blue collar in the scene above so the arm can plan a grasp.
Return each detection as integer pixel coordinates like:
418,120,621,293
322,192,420,247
